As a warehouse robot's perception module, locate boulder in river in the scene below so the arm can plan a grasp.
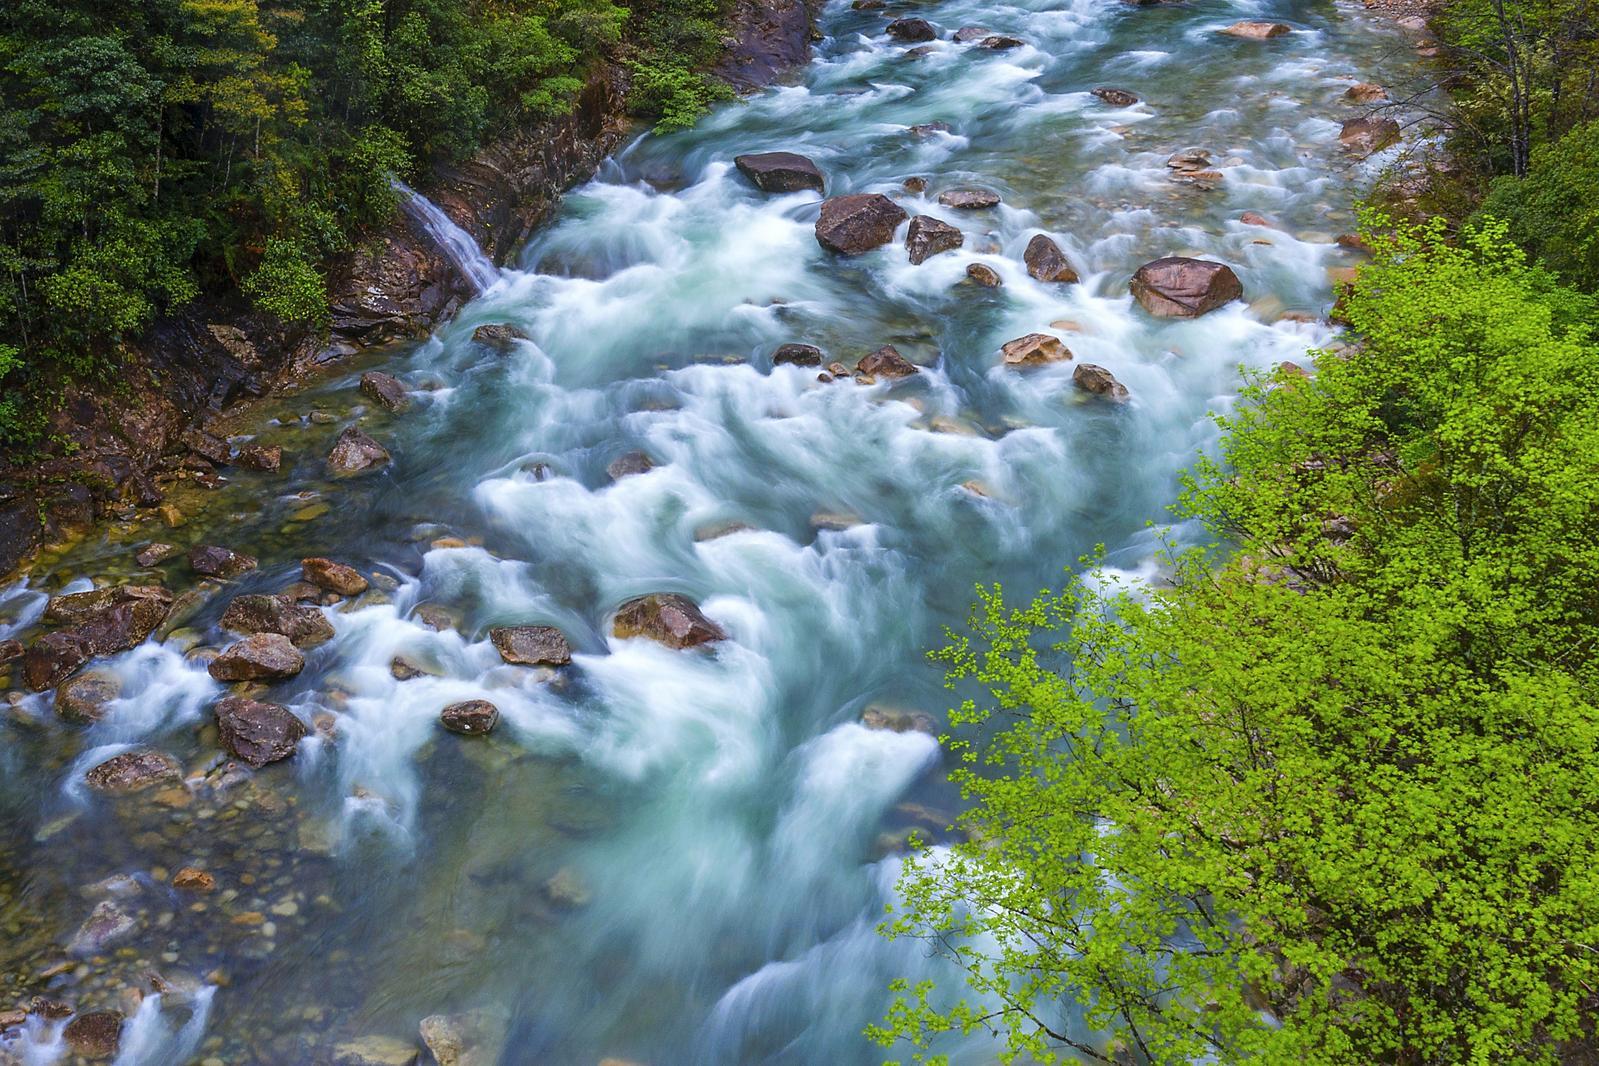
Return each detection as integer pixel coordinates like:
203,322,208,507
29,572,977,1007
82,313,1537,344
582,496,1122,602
84,749,182,794
220,594,335,647
937,188,1000,210
0,638,20,664
327,426,391,476
952,25,990,41
1129,257,1243,317
45,585,171,626
733,152,825,193
905,215,964,264
861,704,937,733
440,699,500,736
68,900,137,956
420,1010,509,1066
886,17,936,41
978,34,1024,49
302,557,369,596
606,451,656,481
613,594,727,649
965,263,1003,287
1339,116,1401,157
62,1009,124,1059
1344,81,1388,103
208,633,305,682
360,371,411,412
214,695,310,767
472,324,528,348
189,544,258,578
490,625,573,667
772,343,824,367
1091,87,1139,106
134,542,181,567
23,598,171,690
856,345,919,379
815,194,908,254
1220,20,1291,38
1023,234,1080,283
54,670,121,724
1001,333,1072,368
1073,363,1130,400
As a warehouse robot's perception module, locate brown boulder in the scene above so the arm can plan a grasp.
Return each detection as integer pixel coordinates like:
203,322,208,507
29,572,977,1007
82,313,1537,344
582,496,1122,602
734,152,825,193
613,594,727,649
937,188,1000,210
360,371,411,412
1166,148,1212,172
328,426,391,475
1001,333,1072,368
1344,82,1388,103
886,17,936,41
24,598,170,690
1073,363,1130,400
85,749,182,794
607,452,656,480
815,194,908,255
1339,116,1401,157
472,324,528,347
490,625,573,667
965,263,1003,287
63,1010,123,1059
0,638,20,664
189,544,258,578
441,699,500,736
857,346,919,379
134,542,181,567
952,25,990,41
45,585,172,626
1091,87,1139,106
978,35,1024,49
1220,20,1291,38
1024,234,1080,283
905,215,964,265
220,594,335,647
772,343,824,367
1130,257,1244,317
302,557,369,596
214,695,309,766
55,671,121,724
208,633,305,682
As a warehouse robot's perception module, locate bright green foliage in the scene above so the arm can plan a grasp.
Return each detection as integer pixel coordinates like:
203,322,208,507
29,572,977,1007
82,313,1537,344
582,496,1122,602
0,0,734,444
627,0,733,130
874,218,1599,1064
1480,120,1599,290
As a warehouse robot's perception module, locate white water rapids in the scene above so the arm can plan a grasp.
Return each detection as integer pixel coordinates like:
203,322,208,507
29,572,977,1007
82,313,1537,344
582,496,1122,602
0,0,1421,1062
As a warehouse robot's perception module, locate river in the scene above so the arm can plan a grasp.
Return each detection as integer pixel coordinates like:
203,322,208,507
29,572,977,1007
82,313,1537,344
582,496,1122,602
0,0,1417,1062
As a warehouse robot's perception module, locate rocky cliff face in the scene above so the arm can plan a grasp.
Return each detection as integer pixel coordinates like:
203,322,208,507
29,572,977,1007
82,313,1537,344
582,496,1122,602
0,11,818,579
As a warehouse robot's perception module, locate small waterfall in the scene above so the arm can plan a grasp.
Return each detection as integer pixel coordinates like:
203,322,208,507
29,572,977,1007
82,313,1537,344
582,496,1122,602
392,179,501,292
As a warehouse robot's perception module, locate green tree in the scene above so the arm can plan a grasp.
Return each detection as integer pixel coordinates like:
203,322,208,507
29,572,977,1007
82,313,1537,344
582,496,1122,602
873,218,1599,1064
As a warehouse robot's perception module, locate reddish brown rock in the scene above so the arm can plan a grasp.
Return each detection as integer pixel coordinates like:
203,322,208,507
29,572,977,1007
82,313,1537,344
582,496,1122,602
1240,211,1273,227
886,17,936,41
905,215,964,265
214,695,310,766
490,625,573,667
734,152,825,193
360,371,411,412
327,426,391,475
977,35,1024,49
938,188,1000,210
607,452,656,481
1344,82,1388,104
172,867,216,892
1130,257,1243,317
220,594,335,647
133,543,181,567
44,585,171,626
1220,20,1291,38
440,699,500,736
54,671,121,724
965,263,1003,287
1024,234,1080,283
189,544,257,578
613,594,727,649
302,557,369,596
208,633,305,682
23,598,170,690
856,346,919,379
772,343,824,367
1339,116,1401,157
815,194,908,255
1073,363,1130,400
1000,333,1072,368
1091,87,1139,106
84,750,182,794
0,638,20,664
63,1010,124,1059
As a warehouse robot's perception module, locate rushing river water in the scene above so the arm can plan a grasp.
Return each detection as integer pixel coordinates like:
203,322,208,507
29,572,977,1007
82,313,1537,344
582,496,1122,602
0,1,1419,1062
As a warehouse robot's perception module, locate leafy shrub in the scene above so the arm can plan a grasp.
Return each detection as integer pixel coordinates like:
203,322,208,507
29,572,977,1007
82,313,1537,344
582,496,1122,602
243,238,328,326
1478,120,1599,291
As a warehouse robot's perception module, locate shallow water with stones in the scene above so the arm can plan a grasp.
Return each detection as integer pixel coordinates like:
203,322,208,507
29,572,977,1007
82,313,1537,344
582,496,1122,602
0,0,1423,1061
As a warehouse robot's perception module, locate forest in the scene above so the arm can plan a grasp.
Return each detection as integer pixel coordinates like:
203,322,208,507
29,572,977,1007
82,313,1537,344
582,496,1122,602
0,0,728,443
